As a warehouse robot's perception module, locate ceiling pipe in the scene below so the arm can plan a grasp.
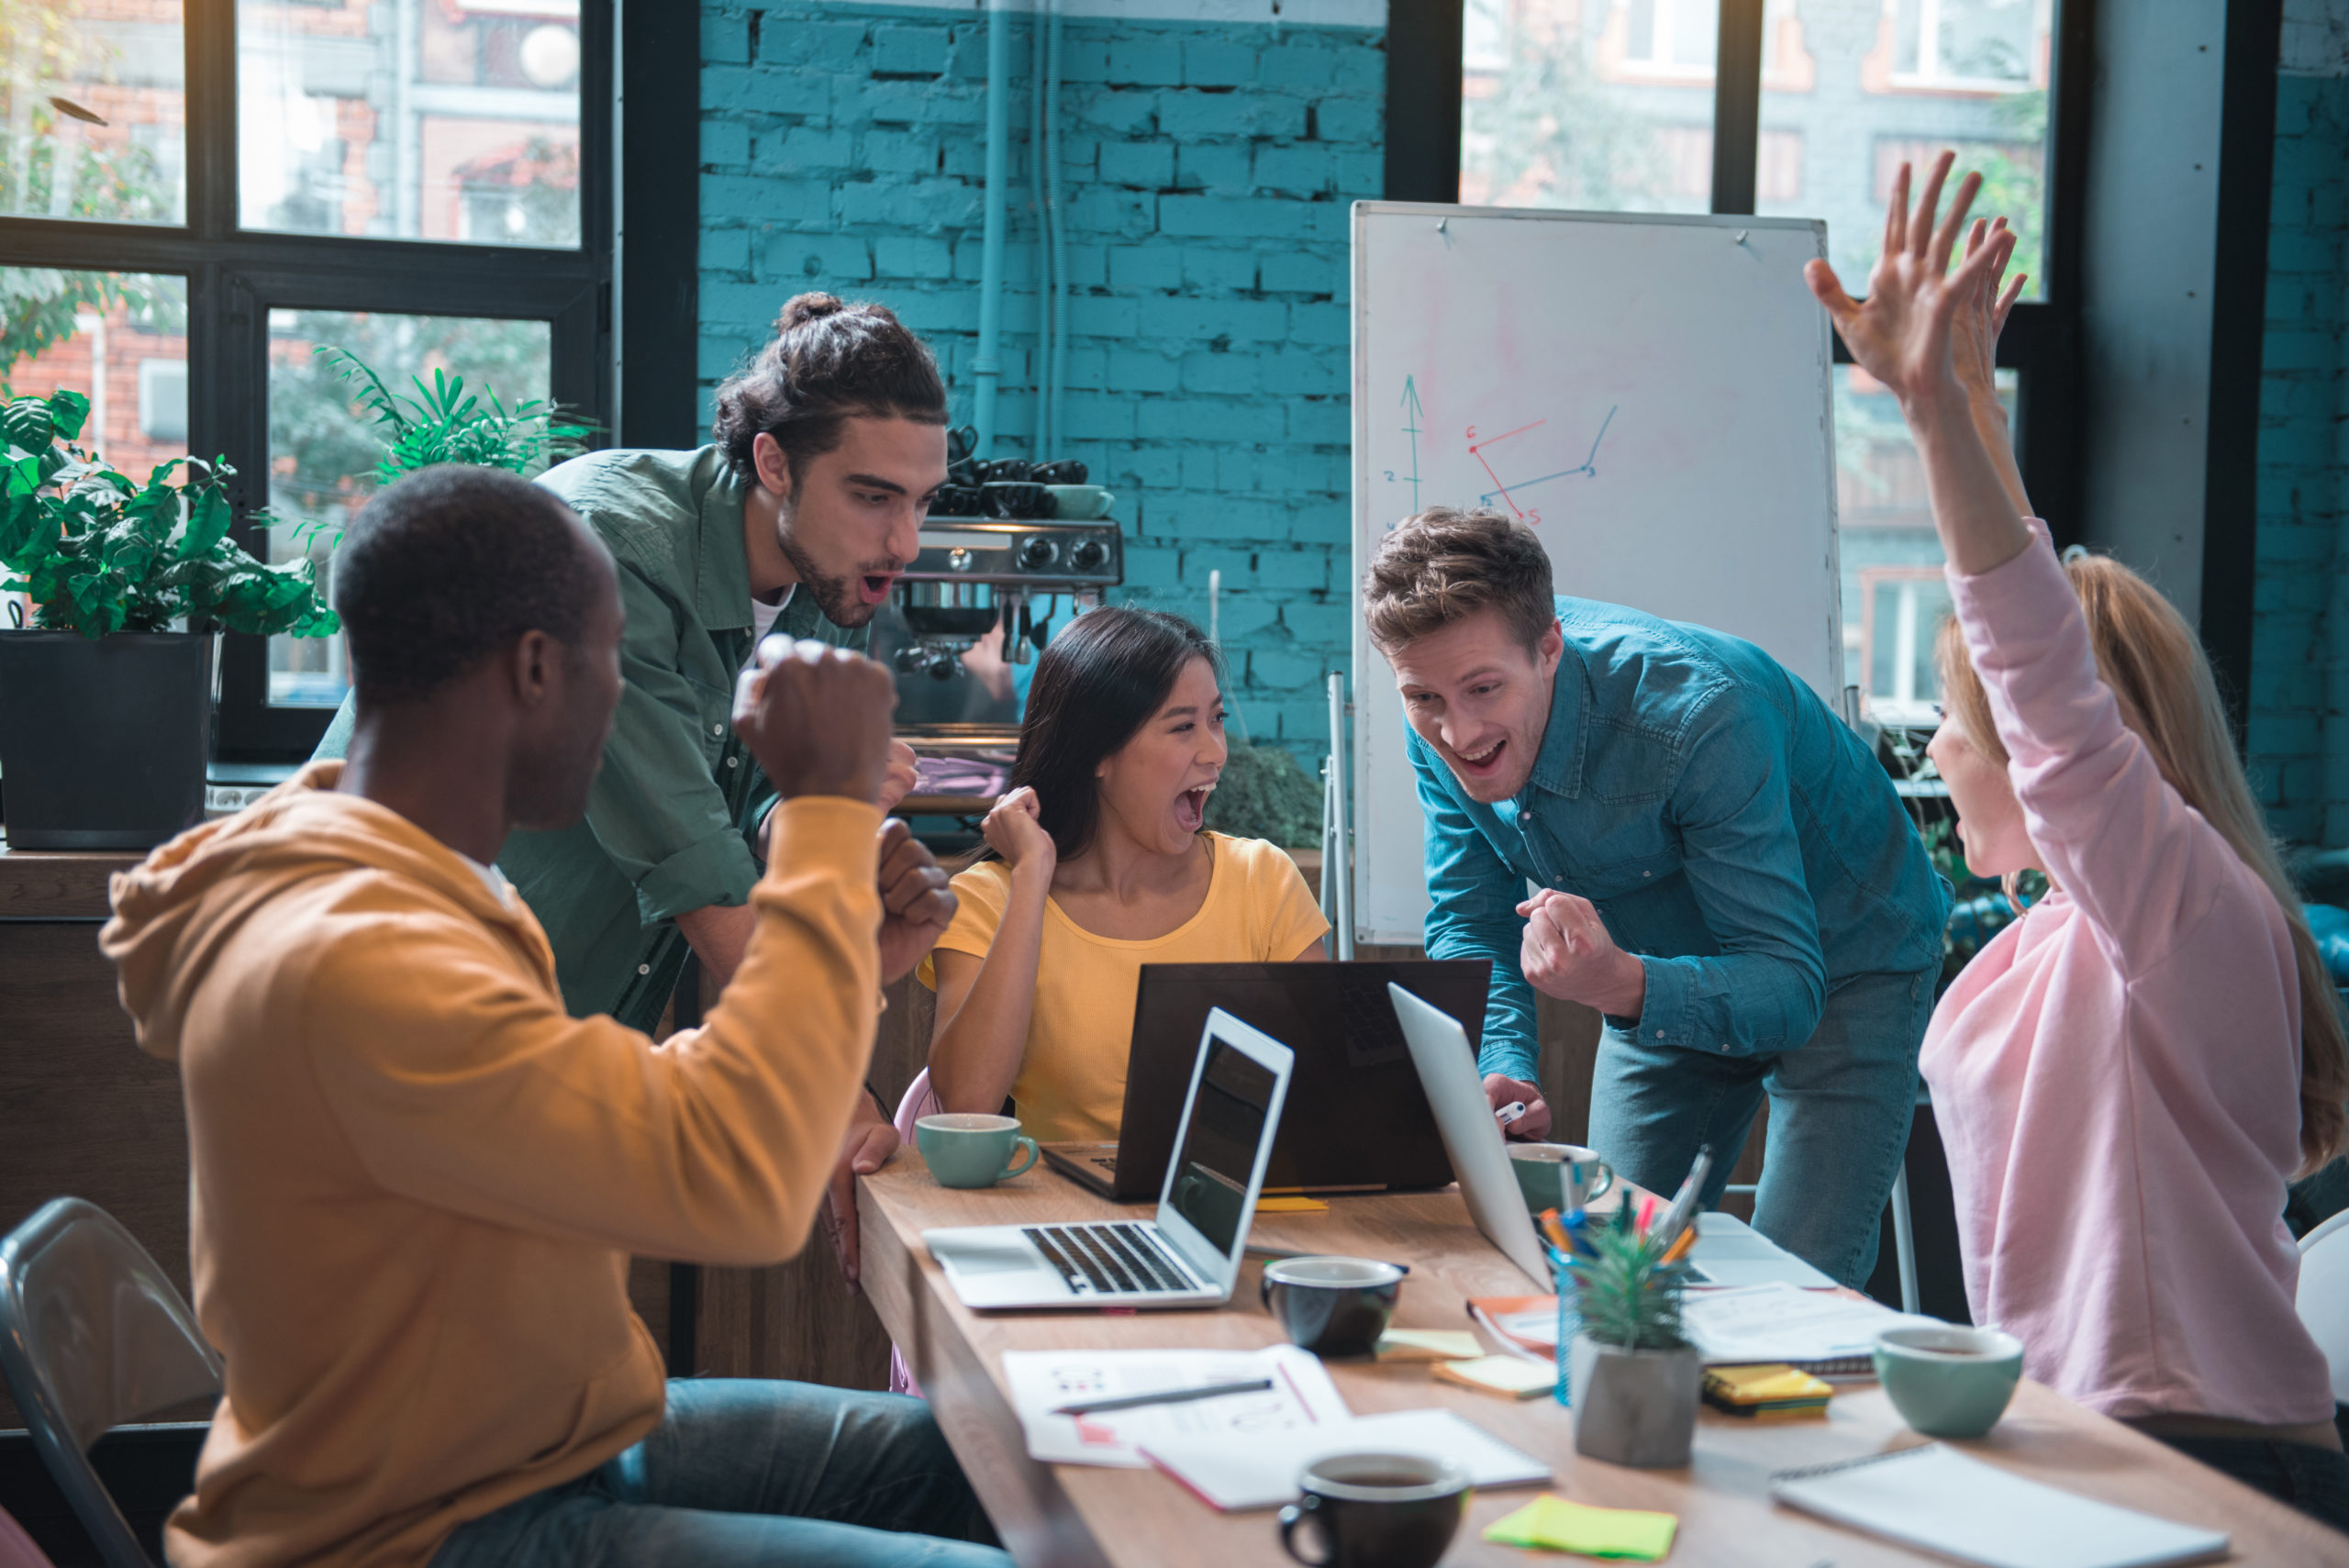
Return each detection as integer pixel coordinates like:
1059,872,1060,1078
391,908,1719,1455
973,0,1013,455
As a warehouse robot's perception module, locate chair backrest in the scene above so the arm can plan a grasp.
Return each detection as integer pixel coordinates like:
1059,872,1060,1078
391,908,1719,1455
0,1504,60,1568
893,1069,942,1143
2296,1207,2349,1405
0,1199,223,1568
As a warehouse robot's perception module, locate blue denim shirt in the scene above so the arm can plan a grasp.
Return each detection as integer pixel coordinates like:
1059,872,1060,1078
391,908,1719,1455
1415,595,1952,1083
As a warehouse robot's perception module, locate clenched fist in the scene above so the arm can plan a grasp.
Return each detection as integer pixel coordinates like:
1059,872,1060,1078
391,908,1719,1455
1517,888,1647,1020
733,637,898,805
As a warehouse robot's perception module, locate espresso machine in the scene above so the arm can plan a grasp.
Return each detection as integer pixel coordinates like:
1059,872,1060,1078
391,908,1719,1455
875,510,1124,806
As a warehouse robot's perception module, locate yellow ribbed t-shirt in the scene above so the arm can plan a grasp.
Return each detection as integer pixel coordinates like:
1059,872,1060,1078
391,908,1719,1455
918,833,1330,1143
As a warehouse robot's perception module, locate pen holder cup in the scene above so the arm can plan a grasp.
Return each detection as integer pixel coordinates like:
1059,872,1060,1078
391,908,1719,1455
1544,1245,1583,1409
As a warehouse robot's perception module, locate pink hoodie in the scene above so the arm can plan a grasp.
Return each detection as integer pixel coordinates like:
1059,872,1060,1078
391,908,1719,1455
1920,531,2333,1426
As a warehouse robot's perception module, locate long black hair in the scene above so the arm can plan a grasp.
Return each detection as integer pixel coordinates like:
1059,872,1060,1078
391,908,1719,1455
986,606,1222,862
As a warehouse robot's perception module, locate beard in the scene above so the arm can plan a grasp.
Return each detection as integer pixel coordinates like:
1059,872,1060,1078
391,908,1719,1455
778,530,889,629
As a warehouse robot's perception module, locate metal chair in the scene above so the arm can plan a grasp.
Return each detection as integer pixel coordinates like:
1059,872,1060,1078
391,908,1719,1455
2296,1207,2349,1404
0,1199,222,1568
1721,1084,1929,1312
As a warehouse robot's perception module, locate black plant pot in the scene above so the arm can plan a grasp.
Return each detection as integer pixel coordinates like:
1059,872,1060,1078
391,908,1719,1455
0,631,212,850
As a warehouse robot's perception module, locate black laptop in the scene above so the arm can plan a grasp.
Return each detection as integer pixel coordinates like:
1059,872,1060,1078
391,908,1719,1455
1040,960,1490,1200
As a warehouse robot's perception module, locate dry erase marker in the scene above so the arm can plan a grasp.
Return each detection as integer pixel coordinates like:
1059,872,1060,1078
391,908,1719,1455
1495,1101,1529,1128
1050,1378,1272,1417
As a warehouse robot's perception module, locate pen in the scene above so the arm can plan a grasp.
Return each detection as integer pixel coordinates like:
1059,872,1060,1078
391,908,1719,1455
1051,1377,1274,1417
1653,1145,1714,1251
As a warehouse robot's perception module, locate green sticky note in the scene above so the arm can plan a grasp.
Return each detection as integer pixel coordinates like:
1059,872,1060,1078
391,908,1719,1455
1481,1494,1678,1560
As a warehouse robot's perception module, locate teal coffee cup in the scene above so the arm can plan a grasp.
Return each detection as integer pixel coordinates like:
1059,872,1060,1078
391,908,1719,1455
916,1113,1041,1190
1873,1324,2025,1438
1507,1143,1613,1216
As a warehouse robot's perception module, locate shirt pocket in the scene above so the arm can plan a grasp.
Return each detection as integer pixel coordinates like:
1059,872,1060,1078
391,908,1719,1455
1566,843,1683,905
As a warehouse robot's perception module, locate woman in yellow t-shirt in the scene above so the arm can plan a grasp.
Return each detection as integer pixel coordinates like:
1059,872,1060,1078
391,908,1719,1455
919,607,1330,1143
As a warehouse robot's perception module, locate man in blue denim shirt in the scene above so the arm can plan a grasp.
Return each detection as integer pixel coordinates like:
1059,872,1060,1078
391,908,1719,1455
1364,508,1951,1285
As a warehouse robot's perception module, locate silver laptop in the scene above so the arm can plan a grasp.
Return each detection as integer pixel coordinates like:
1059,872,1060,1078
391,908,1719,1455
1389,982,1552,1286
922,1007,1295,1310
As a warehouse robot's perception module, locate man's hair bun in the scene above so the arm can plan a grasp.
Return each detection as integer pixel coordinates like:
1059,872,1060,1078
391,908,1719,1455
775,292,846,332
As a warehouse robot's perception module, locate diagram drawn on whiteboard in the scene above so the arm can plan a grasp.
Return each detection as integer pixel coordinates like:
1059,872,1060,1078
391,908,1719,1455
1470,404,1618,518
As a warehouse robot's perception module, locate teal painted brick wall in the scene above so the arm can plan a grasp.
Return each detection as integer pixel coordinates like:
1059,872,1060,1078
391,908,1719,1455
2248,70,2349,845
698,2,1384,757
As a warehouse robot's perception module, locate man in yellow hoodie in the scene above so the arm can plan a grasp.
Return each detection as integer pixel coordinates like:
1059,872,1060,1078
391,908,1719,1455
102,465,1006,1568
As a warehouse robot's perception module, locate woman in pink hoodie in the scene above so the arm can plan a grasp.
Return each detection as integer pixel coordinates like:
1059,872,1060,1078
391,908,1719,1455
1808,153,2349,1530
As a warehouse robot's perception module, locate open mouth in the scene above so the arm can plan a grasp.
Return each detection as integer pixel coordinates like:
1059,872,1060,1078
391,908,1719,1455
858,572,897,606
1454,737,1507,778
1175,784,1214,833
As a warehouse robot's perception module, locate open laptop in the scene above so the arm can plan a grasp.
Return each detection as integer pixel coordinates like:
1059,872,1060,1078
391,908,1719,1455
1388,982,1552,1286
1041,960,1489,1201
922,1007,1295,1310
1387,984,1838,1291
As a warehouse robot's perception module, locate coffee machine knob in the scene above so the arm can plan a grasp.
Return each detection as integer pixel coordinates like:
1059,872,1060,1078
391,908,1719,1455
1070,537,1110,572
894,645,928,675
1015,535,1058,571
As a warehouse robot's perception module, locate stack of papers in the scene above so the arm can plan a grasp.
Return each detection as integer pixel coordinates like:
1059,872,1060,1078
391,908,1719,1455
1683,1282,1942,1373
1142,1408,1551,1511
1001,1346,1345,1469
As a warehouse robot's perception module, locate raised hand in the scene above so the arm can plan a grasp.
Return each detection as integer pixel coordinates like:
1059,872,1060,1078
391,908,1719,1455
980,784,1057,873
1516,888,1647,1019
1802,151,2007,411
733,637,897,804
874,817,956,983
1950,217,2024,407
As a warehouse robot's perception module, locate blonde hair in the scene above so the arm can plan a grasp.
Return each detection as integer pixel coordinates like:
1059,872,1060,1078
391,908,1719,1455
1936,554,2349,1174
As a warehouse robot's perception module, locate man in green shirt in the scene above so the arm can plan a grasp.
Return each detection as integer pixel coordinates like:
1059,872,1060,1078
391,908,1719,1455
317,294,946,1272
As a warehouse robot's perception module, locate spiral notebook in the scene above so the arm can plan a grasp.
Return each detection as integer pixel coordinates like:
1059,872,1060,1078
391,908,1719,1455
1770,1444,2230,1568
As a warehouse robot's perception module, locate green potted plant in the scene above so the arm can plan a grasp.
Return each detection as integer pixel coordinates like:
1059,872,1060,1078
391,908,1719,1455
1557,1207,1701,1467
0,389,337,848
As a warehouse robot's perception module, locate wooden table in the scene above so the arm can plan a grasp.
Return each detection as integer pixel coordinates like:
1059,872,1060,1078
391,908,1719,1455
860,1154,2341,1567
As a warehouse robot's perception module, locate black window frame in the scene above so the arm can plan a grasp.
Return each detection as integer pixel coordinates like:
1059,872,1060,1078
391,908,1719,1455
1388,0,2096,546
0,0,617,761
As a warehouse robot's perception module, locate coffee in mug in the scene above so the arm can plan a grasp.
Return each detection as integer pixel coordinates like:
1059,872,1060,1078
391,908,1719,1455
1873,1324,2024,1438
1277,1451,1470,1568
1260,1257,1404,1359
915,1113,1041,1190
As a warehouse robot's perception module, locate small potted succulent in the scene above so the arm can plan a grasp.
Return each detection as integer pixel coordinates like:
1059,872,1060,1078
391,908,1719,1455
0,389,337,848
1557,1205,1701,1467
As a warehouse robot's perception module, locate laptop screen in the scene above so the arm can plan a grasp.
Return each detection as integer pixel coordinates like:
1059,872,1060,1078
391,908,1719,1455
1164,1036,1278,1257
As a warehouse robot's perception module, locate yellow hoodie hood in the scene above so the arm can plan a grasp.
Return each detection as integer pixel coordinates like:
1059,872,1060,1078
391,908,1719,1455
98,767,885,1568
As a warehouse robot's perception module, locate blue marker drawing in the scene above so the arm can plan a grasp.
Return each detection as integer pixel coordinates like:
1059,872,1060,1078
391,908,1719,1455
1400,375,1424,513
1477,405,1618,508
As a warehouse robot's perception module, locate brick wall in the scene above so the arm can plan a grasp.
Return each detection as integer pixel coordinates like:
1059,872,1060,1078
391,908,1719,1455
2249,36,2349,846
698,1,1385,757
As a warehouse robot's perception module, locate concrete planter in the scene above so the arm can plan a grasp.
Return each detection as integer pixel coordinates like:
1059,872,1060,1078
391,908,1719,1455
0,631,211,849
1566,1333,1700,1468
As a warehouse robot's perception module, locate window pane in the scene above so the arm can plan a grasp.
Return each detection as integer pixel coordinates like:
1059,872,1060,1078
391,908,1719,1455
1839,364,2018,726
239,0,582,247
0,271,190,461
1755,0,2054,302
1461,0,1719,213
1,2,187,225
265,310,553,706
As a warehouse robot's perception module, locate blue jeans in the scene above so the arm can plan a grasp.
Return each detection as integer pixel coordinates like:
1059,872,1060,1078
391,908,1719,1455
1587,965,1935,1288
431,1379,1010,1568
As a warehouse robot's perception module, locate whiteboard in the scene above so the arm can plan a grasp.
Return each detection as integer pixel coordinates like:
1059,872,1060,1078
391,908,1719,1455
1349,203,1842,946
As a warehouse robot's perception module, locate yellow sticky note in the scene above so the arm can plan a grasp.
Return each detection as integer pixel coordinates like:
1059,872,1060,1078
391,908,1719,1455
1253,1195,1330,1213
1482,1495,1678,1561
1374,1329,1486,1362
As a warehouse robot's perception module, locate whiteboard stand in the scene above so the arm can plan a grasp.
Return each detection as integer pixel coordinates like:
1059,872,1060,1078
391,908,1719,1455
1320,670,1355,961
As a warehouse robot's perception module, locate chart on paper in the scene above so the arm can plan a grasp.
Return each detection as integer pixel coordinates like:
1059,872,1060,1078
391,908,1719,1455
1350,205,1845,944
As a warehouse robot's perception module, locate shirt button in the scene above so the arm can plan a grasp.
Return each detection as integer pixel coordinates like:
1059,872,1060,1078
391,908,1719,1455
1654,1030,1664,1040
711,723,724,736
727,757,740,769
638,963,651,975
1642,870,1651,878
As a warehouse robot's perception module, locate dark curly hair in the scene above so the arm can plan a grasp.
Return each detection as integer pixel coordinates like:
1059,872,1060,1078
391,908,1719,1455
335,464,604,705
710,293,948,486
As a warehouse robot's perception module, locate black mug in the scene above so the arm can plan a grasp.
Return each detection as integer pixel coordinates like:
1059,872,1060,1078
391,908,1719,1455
1278,1452,1470,1568
1031,458,1088,484
1260,1256,1403,1360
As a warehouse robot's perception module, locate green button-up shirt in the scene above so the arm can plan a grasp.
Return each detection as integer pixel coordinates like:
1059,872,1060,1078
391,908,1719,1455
314,445,867,1031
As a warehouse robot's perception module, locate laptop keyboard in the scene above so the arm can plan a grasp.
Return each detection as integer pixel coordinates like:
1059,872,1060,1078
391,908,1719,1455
1022,1223,1202,1296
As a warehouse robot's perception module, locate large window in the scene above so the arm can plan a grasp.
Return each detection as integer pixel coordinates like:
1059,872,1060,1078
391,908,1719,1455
1459,0,2084,726
1,0,609,759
